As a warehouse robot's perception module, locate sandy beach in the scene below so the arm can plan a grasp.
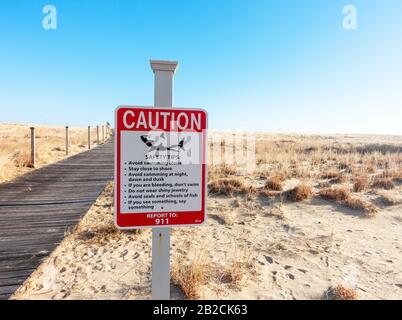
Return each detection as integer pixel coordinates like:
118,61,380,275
11,133,402,300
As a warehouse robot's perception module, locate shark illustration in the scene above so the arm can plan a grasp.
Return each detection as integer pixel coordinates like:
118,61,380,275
140,133,191,153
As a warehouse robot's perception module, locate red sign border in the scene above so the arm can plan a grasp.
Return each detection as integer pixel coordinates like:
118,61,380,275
114,105,208,229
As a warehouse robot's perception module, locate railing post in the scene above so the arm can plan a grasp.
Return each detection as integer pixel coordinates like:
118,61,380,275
97,125,100,145
102,125,105,142
210,139,214,166
88,126,91,150
65,126,69,155
30,127,36,168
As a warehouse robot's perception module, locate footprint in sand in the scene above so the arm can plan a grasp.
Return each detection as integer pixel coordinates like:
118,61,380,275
264,256,274,264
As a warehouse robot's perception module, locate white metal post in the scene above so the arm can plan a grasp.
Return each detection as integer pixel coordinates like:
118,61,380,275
150,60,178,300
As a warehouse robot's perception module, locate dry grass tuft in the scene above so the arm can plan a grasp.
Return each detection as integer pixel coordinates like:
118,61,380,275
353,175,369,192
208,178,256,197
259,189,277,197
323,285,359,300
392,171,402,184
320,187,378,217
220,247,253,288
208,165,237,182
371,177,395,190
344,197,378,218
220,165,237,176
366,164,376,174
322,171,346,183
319,187,350,202
264,176,284,191
171,250,209,300
286,184,313,202
13,150,33,168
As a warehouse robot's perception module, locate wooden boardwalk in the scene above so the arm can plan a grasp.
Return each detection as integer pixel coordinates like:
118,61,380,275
0,140,114,300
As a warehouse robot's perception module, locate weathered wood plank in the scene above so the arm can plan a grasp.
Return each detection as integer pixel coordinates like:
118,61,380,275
0,275,32,287
0,140,113,300
0,285,19,299
0,269,35,280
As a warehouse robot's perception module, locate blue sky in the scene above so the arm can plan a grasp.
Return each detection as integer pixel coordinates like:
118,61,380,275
0,0,401,134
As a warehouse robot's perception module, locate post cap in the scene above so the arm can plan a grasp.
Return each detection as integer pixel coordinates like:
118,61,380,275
150,60,179,74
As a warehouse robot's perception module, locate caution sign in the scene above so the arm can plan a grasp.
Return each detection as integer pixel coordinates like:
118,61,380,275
115,106,208,229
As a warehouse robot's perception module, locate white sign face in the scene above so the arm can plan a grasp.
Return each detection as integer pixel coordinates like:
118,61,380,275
115,106,208,229
120,131,203,213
